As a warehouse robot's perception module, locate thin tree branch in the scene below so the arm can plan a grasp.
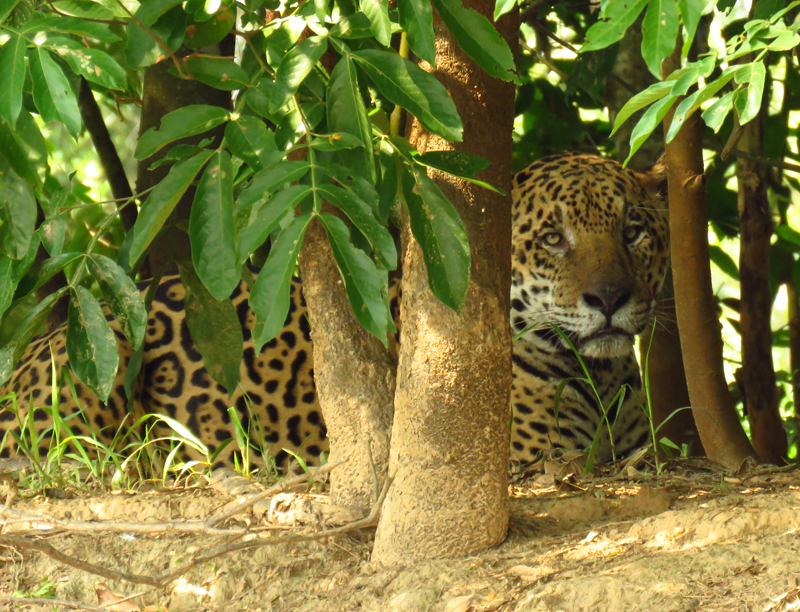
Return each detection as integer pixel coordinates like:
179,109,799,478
78,78,137,233
0,534,162,587
528,18,637,94
703,139,800,174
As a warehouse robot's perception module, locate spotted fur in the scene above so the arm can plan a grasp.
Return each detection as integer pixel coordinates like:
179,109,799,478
510,152,669,462
0,152,668,468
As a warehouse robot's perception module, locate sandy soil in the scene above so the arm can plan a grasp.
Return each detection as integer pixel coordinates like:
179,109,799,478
2,458,800,612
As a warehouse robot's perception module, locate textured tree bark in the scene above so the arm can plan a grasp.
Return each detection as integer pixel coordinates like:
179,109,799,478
736,119,787,464
605,27,698,455
661,56,756,468
372,2,516,564
297,222,395,512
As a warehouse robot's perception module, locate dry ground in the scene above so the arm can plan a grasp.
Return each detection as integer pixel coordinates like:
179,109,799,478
2,458,800,612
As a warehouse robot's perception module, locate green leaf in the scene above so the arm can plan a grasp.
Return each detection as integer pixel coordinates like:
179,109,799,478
0,34,26,127
402,165,470,311
666,70,737,143
350,48,463,142
316,184,397,269
14,251,83,300
708,245,739,280
677,0,704,58
236,184,312,265
0,0,21,22
397,0,435,65
236,161,311,213
494,0,517,20
224,117,281,171
67,285,119,402
135,105,230,160
582,0,648,52
124,3,186,69
360,0,392,46
180,263,242,395
738,61,766,125
309,132,365,150
0,155,36,260
269,36,328,113
43,37,127,90
28,47,82,138
0,289,63,388
329,12,374,39
51,0,116,20
611,81,672,137
250,214,311,352
87,254,147,350
776,225,800,247
315,0,329,22
624,93,678,165
127,149,215,265
320,213,389,344
12,112,48,185
415,150,504,194
179,56,250,91
701,89,736,132
314,160,380,209
190,150,239,301
431,0,519,84
641,0,680,78
0,121,38,186
0,258,16,323
22,16,119,41
327,55,376,182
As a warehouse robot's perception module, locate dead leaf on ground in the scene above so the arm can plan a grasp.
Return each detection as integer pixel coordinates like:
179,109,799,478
95,583,141,611
444,593,473,612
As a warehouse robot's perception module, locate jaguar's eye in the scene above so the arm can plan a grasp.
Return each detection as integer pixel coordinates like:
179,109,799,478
542,232,564,247
623,225,643,244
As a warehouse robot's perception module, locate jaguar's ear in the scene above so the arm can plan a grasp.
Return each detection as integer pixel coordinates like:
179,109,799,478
642,154,668,202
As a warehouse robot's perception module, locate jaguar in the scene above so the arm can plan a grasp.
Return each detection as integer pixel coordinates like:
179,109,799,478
0,152,669,468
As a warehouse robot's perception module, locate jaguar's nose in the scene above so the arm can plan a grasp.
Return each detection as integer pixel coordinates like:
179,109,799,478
582,285,631,320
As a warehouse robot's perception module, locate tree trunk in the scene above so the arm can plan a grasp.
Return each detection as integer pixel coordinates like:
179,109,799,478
297,221,395,512
736,118,786,464
606,26,698,455
372,2,517,564
661,56,756,469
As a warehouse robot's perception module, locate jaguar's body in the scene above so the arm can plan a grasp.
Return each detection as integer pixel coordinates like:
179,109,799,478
0,152,669,468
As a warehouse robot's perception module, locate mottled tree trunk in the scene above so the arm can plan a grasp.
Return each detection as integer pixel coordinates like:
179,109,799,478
736,118,786,464
372,2,516,564
661,54,756,469
298,222,395,511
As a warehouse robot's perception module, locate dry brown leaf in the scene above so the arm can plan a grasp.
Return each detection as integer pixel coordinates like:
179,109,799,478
444,593,473,612
95,583,141,612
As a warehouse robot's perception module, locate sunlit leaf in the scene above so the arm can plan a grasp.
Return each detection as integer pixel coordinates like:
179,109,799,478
641,0,679,78
0,34,26,127
360,0,392,46
582,0,648,52
349,47,463,142
269,36,328,113
0,155,36,260
43,37,127,90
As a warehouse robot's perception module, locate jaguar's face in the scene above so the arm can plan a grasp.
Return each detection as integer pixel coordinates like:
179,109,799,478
510,153,669,359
